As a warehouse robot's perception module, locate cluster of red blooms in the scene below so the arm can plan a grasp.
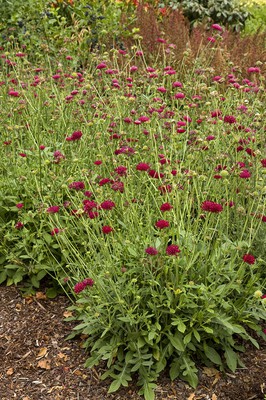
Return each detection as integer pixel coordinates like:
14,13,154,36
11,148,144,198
74,278,94,294
201,201,223,213
145,244,181,256
66,130,82,141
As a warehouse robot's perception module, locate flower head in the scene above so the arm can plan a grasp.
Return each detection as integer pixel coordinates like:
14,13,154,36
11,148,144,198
166,244,181,256
155,220,170,229
101,200,115,210
201,201,223,213
47,206,60,213
160,202,173,212
102,225,113,234
145,247,158,256
243,254,256,265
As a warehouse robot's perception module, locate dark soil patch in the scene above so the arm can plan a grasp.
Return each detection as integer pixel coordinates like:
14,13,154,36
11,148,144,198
0,285,265,400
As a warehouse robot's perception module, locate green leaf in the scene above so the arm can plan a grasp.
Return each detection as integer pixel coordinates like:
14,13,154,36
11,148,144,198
177,321,186,333
143,382,156,400
45,287,58,298
31,275,40,288
203,343,222,365
224,346,237,372
168,332,185,352
0,270,7,284
108,379,121,393
128,247,137,256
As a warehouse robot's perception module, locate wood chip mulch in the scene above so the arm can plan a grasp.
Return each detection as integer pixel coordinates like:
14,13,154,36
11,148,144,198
0,285,265,400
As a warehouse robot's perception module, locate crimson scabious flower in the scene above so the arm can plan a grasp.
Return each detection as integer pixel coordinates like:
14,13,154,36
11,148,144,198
166,244,181,256
53,150,65,163
145,247,158,256
115,166,127,176
51,228,60,236
47,206,60,213
174,92,185,99
111,181,124,193
16,203,24,209
157,86,167,93
74,278,94,294
8,90,20,97
68,181,85,191
158,184,172,194
66,130,82,141
155,220,170,229
83,200,97,212
96,62,107,69
224,115,236,124
101,200,115,210
19,153,27,157
39,145,46,150
136,163,150,171
99,178,111,186
212,23,223,32
15,221,24,229
149,170,164,179
201,201,223,213
243,254,256,265
261,159,266,167
94,160,102,165
88,211,99,219
102,225,113,234
239,169,251,179
160,203,173,212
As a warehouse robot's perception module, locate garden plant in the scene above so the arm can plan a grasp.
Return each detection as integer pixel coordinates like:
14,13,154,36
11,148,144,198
0,1,266,399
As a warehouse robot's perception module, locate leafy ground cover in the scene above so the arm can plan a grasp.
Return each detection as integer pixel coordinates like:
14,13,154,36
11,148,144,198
0,10,266,400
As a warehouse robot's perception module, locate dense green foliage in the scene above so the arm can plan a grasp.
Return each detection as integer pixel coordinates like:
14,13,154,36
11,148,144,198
158,0,250,31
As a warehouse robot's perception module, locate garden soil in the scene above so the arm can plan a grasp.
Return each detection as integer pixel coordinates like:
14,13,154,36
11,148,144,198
0,285,265,400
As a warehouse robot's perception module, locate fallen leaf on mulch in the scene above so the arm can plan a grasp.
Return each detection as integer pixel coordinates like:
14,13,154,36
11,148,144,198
187,393,195,400
63,310,73,318
6,367,14,375
56,352,69,361
36,347,48,359
37,359,51,370
202,367,219,377
212,394,218,400
35,292,47,300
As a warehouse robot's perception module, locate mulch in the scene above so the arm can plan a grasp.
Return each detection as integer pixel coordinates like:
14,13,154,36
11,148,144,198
0,285,265,400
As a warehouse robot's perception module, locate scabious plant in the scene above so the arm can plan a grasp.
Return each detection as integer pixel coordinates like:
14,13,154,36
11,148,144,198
0,36,265,400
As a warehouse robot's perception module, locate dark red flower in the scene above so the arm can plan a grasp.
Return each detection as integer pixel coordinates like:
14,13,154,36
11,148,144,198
66,130,82,141
224,115,236,124
115,166,127,176
15,221,24,229
166,244,181,256
83,200,97,212
101,200,115,210
261,159,266,168
99,178,111,186
102,225,113,234
47,206,60,213
239,170,251,179
242,254,256,265
68,181,85,191
94,160,102,165
136,163,150,171
158,185,172,194
160,203,173,212
111,181,124,193
74,278,94,294
155,220,170,229
16,203,24,209
145,247,158,256
201,201,223,213
51,228,60,236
